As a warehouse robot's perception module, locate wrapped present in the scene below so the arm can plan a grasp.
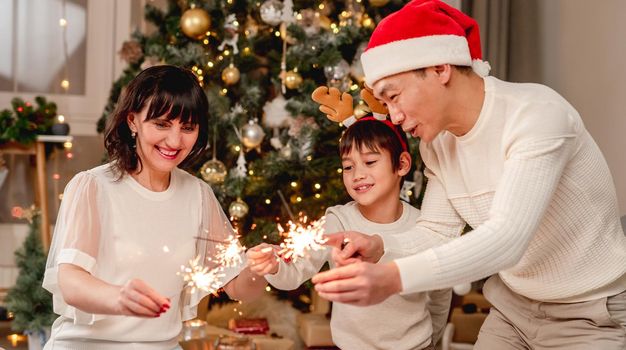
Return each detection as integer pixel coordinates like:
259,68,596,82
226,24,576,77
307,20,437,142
180,324,294,350
449,307,488,343
297,313,334,347
228,318,270,335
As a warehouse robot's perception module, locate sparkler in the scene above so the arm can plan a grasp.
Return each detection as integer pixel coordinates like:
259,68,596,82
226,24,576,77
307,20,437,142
179,256,225,294
216,234,246,267
277,215,327,262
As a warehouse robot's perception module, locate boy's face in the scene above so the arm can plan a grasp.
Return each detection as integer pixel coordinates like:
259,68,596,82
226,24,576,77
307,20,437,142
128,104,199,176
372,68,448,143
341,145,404,208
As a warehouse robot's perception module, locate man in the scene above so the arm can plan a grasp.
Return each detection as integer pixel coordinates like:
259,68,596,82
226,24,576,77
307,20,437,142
312,0,626,348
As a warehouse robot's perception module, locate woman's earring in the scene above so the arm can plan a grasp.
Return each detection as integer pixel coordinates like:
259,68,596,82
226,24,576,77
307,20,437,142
131,131,137,149
131,131,136,138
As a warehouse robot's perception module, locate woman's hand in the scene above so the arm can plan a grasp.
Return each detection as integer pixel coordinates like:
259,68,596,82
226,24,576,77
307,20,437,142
246,243,280,276
117,279,170,317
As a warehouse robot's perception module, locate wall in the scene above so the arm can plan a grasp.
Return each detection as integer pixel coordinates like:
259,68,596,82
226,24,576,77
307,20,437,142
509,0,626,215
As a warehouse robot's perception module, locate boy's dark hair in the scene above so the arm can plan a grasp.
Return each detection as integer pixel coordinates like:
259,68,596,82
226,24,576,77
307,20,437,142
104,65,209,177
339,119,410,185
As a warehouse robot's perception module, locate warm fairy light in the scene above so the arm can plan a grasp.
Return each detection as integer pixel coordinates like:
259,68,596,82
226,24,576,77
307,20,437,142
57,114,65,123
243,47,251,55
197,69,203,75
296,196,302,202
306,155,313,161
207,61,214,68
277,215,327,262
290,181,297,188
215,235,245,268
52,173,60,180
66,152,74,159
318,3,325,10
314,183,321,190
8,333,26,347
337,168,342,173
350,84,359,91
59,18,67,27
192,66,198,71
221,88,228,95
179,256,224,294
61,79,70,89
248,170,254,175
63,141,72,149
224,50,230,56
234,145,241,152
203,39,209,45
296,13,302,20
218,55,224,61
275,31,281,37
315,193,321,199
265,286,271,292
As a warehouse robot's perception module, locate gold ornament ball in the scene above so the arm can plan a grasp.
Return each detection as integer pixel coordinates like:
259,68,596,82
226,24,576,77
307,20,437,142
200,159,227,185
284,70,303,90
354,104,371,119
369,0,390,7
180,8,211,39
221,65,241,85
229,198,249,219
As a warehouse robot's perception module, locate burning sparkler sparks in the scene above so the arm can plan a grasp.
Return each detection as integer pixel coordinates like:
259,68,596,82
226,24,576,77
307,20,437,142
216,235,246,267
179,256,225,294
278,215,327,262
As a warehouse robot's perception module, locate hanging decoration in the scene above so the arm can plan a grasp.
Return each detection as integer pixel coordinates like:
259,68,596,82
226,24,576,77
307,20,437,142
232,150,247,178
200,159,227,185
241,119,265,149
297,9,321,36
283,69,303,90
228,197,249,219
180,7,211,39
259,0,284,26
324,59,352,91
218,14,240,54
221,64,241,85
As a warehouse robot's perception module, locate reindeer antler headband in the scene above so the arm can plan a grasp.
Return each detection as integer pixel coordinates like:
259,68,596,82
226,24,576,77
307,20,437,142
311,86,407,152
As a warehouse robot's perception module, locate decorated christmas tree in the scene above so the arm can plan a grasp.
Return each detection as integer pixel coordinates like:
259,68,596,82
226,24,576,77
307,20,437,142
5,208,56,334
98,0,423,307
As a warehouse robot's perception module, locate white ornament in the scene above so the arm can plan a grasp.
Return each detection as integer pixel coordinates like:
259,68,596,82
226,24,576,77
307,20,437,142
400,181,415,202
324,59,351,80
260,0,284,26
262,95,291,129
218,14,240,54
241,119,265,149
233,150,247,178
281,0,295,23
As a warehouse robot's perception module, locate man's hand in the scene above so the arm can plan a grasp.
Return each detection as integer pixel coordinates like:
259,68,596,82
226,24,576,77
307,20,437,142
311,261,402,306
324,231,385,266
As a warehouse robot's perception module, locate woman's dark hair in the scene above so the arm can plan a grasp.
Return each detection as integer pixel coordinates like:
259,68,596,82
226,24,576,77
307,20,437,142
339,119,409,175
104,65,209,177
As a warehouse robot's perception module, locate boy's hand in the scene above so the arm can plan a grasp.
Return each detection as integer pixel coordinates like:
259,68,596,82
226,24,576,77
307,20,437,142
246,243,280,276
324,231,385,266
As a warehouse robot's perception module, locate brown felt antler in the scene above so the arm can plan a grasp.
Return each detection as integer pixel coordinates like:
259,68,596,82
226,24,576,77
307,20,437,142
311,86,354,124
361,85,388,115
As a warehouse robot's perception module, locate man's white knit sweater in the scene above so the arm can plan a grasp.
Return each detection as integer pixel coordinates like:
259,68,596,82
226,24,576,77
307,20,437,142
384,76,626,302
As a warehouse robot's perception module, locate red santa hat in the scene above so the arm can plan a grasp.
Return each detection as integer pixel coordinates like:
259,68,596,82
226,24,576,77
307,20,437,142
361,0,490,86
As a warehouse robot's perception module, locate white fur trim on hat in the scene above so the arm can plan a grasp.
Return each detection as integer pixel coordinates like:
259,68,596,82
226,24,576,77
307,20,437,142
472,59,491,77
362,35,472,86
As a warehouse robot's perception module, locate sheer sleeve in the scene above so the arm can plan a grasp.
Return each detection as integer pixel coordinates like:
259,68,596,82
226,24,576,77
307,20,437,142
43,171,104,324
180,182,245,321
